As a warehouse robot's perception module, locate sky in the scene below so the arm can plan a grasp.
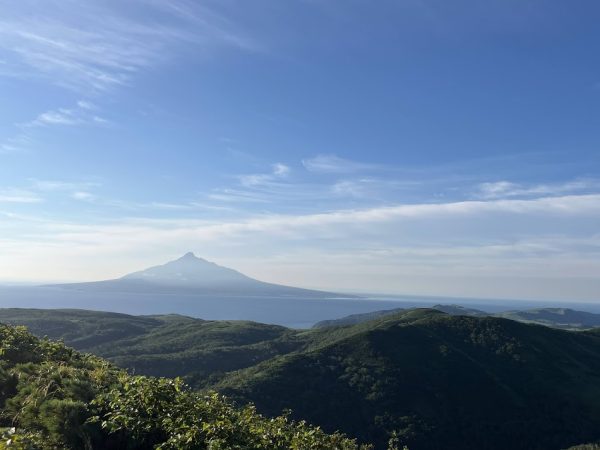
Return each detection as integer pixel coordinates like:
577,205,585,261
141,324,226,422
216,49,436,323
0,0,599,301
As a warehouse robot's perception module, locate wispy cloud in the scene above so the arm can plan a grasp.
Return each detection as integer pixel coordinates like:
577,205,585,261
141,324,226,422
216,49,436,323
207,157,418,209
2,102,109,154
476,178,600,199
0,0,260,92
0,179,102,205
272,163,291,176
2,193,599,296
0,189,42,203
239,163,291,187
0,134,33,154
208,162,340,209
71,191,96,202
207,189,273,204
18,193,600,246
76,100,95,110
331,177,423,199
302,154,382,173
21,101,107,128
29,179,101,192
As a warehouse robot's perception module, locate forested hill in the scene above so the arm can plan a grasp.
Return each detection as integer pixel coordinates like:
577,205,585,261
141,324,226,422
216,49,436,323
313,304,600,330
217,310,600,450
0,323,374,449
0,308,306,386
2,308,600,449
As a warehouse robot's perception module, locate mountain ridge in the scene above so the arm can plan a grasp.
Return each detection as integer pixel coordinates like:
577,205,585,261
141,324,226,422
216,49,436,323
218,309,600,449
313,303,600,330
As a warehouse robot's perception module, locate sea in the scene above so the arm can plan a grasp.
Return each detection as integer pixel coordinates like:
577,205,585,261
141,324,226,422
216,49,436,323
0,286,599,329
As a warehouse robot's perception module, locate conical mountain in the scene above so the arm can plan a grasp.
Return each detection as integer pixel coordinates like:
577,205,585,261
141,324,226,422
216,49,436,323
50,253,350,299
122,252,252,285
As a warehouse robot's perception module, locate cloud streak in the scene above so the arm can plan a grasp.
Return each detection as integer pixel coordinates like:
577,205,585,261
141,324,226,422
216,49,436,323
238,163,291,187
476,179,600,199
1,101,108,154
0,0,259,92
8,193,600,246
302,154,383,174
1,192,599,300
0,189,42,203
21,102,107,128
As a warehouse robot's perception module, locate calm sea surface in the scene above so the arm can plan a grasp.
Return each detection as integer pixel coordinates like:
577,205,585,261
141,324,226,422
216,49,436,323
0,286,599,329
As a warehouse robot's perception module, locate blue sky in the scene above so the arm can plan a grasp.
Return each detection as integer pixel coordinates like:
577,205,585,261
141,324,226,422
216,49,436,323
1,0,599,301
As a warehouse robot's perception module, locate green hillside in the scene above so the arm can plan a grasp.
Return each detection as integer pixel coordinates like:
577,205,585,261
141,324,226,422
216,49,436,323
0,309,307,388
3,308,600,449
430,304,488,317
217,309,600,450
0,323,373,449
0,308,162,346
313,308,406,328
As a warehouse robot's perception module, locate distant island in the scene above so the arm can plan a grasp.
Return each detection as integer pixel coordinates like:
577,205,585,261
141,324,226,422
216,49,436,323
48,252,353,299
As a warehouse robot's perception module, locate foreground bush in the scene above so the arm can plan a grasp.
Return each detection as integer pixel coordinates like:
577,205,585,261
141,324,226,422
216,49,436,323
0,324,374,449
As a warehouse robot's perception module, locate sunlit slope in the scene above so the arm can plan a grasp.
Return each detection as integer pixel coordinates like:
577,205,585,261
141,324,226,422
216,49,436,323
0,308,306,385
0,324,371,449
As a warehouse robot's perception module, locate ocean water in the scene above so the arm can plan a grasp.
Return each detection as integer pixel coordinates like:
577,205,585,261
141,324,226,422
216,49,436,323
0,286,599,329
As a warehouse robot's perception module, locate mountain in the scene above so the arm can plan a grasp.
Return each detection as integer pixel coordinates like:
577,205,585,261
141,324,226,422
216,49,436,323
431,303,488,317
313,304,488,328
313,306,406,328
4,307,600,449
218,309,600,450
122,252,252,285
314,303,600,330
49,252,349,298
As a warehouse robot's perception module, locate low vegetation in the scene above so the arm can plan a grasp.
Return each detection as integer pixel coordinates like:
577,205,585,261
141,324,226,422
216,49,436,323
0,323,382,449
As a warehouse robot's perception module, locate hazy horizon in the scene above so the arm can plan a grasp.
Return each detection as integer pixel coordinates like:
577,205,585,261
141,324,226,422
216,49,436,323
1,1,599,302
0,251,597,304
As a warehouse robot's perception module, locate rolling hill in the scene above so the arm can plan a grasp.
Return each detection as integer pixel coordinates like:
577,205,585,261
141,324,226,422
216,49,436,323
496,307,600,329
3,307,600,448
0,308,306,386
314,303,600,330
217,310,600,449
